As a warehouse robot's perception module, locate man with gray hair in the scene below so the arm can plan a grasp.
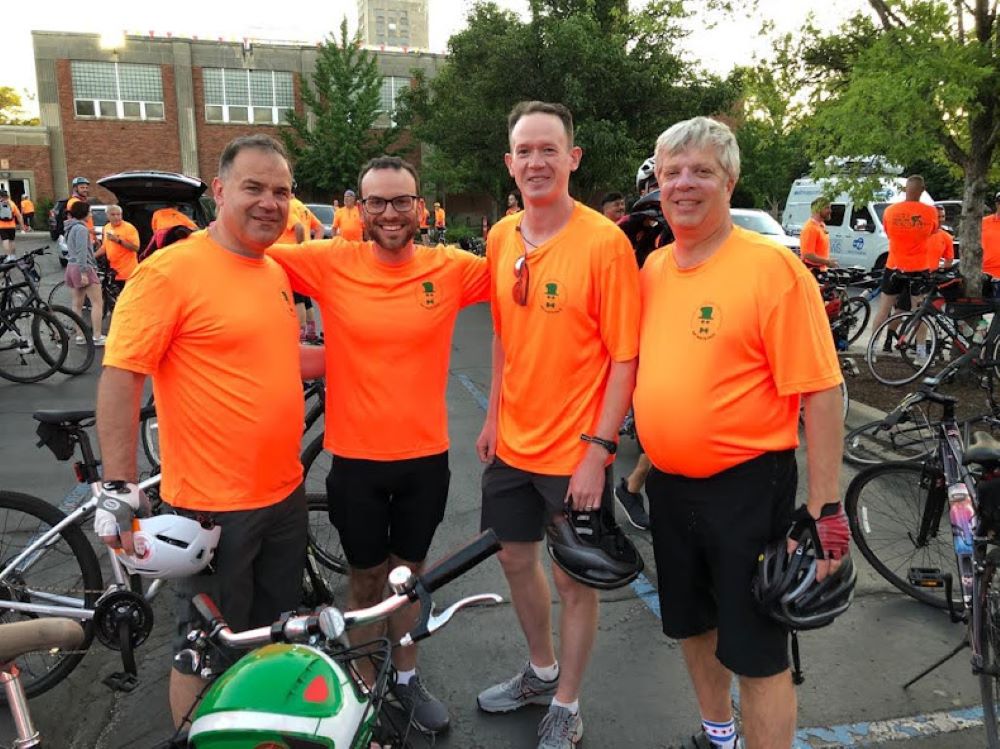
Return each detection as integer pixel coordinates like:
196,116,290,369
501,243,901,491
632,117,849,748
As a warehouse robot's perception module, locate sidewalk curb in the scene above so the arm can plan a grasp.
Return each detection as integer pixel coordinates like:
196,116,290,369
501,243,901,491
846,398,886,431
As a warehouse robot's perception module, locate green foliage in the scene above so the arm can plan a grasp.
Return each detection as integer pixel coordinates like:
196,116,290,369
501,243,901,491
396,1,738,208
444,224,480,244
282,19,397,196
33,197,53,230
0,87,40,126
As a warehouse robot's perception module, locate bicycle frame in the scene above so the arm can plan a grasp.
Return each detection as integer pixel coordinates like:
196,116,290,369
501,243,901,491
0,473,165,620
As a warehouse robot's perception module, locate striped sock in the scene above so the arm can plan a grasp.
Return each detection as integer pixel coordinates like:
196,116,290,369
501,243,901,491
702,717,736,749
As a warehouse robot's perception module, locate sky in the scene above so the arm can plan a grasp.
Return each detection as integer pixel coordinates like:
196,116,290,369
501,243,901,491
1,0,870,117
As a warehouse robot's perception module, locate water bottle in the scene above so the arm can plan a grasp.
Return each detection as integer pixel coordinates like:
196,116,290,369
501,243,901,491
974,319,989,345
948,483,976,556
958,320,975,340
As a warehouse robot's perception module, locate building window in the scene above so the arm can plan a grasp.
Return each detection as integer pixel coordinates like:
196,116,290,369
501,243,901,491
203,68,293,125
378,76,410,125
71,61,164,120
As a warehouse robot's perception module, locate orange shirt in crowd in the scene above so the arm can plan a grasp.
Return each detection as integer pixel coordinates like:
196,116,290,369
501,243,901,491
983,215,1000,277
487,204,640,475
66,196,95,241
276,198,310,245
20,198,34,214
268,239,489,460
0,199,22,230
505,207,520,217
925,228,955,269
419,206,430,229
333,205,364,242
303,205,323,238
150,207,197,233
104,232,303,511
434,206,446,228
634,227,843,479
883,200,937,271
798,217,830,269
102,220,140,280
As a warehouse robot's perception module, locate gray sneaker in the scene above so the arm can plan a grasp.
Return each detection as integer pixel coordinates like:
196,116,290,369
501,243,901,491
537,705,583,748
394,674,449,734
477,662,559,713
615,478,650,530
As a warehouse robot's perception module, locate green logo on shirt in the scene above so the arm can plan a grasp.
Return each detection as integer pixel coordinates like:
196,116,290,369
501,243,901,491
540,280,565,313
692,303,721,340
417,280,439,308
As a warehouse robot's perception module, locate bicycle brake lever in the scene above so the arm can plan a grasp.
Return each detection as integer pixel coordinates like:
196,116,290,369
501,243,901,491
398,593,503,647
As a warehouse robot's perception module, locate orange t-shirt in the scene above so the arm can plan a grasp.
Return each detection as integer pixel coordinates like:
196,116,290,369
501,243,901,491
66,196,95,240
268,240,489,460
925,229,954,269
150,207,198,233
635,227,842,479
0,200,22,229
983,215,1000,277
20,198,34,214
302,206,323,238
434,207,446,228
102,220,140,280
798,217,830,269
334,205,364,241
104,232,303,511
505,207,520,217
487,204,640,475
419,207,430,229
884,201,937,271
276,198,309,245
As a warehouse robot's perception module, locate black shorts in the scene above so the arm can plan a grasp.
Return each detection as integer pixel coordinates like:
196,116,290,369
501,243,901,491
880,270,923,297
172,486,308,669
481,457,614,542
292,291,313,310
325,451,450,568
647,450,796,678
0,228,15,241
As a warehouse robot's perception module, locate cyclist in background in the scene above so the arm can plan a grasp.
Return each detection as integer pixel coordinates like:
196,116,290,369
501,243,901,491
64,200,105,345
799,197,838,271
600,192,626,222
101,205,140,283
0,189,27,261
433,200,447,242
926,205,956,270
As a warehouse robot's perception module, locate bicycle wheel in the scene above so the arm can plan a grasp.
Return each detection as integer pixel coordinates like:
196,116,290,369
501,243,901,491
302,432,347,575
843,413,936,466
843,296,871,344
845,462,961,610
140,393,160,469
41,305,95,376
867,312,938,386
0,306,67,383
0,490,102,699
977,547,1000,747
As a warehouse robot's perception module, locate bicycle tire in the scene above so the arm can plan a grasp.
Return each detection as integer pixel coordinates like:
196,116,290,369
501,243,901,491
845,462,961,610
140,393,160,469
843,414,936,467
0,306,66,383
977,547,1000,747
48,279,113,328
45,305,95,375
867,312,938,386
843,296,871,344
0,490,102,700
302,432,347,575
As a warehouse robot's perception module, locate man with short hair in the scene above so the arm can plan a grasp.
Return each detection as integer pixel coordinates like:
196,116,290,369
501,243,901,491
267,155,489,735
926,205,956,270
20,194,34,229
0,189,26,260
95,134,313,728
433,200,446,242
66,177,95,248
101,205,141,282
799,196,837,270
635,117,847,749
600,192,626,222
475,101,640,749
982,192,1000,280
418,197,431,243
333,189,364,241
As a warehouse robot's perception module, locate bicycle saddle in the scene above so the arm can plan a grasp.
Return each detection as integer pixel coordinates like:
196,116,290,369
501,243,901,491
33,404,155,425
964,432,1000,467
0,619,84,666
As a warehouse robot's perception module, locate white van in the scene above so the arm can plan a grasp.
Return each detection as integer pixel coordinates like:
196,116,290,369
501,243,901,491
781,176,933,270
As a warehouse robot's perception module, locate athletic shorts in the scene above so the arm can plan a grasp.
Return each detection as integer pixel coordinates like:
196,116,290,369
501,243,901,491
880,270,927,297
64,264,99,289
172,486,308,670
325,451,450,569
0,228,15,241
292,291,313,310
647,450,796,678
481,457,614,543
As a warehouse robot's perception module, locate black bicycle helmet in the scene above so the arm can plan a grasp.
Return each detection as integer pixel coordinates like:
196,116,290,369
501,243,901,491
752,528,856,631
545,505,644,590
636,156,656,191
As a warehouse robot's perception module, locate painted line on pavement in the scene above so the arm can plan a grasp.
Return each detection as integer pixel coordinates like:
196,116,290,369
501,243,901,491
454,371,985,745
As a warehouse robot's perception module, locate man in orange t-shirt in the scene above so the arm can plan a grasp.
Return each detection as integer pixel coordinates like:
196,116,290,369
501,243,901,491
869,175,936,335
101,205,140,281
982,192,1000,279
150,204,198,233
634,117,846,749
799,196,837,271
19,195,34,228
276,195,322,341
418,197,431,243
926,205,955,269
0,189,26,259
268,156,488,734
433,200,446,243
333,189,364,241
475,102,639,744
66,177,96,247
96,134,316,728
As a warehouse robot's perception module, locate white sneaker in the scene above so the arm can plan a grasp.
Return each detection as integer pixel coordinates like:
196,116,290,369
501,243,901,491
93,335,107,347
74,335,86,345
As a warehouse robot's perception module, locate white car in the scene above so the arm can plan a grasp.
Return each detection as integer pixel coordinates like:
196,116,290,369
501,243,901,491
730,208,799,252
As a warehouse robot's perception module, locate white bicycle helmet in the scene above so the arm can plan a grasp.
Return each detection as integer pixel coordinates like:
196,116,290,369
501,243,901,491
116,514,221,579
636,157,656,191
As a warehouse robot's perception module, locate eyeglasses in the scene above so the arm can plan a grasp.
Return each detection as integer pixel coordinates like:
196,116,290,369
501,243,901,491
361,194,418,215
512,251,529,306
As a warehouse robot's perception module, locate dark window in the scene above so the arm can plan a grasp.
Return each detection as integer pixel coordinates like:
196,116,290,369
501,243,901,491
826,203,847,227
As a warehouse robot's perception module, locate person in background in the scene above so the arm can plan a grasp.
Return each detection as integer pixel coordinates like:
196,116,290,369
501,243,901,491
926,205,956,270
66,177,96,248
334,189,364,241
20,194,35,230
433,201,447,243
419,198,431,243
506,192,522,216
600,192,626,222
151,202,198,233
102,205,141,283
63,200,105,345
0,189,27,261
982,192,1000,284
799,197,838,271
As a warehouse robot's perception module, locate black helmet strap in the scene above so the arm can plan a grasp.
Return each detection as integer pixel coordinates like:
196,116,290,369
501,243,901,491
790,630,805,686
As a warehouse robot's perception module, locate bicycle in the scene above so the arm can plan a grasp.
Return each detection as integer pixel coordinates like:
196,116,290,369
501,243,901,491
0,305,68,384
160,531,502,748
46,255,122,332
815,266,876,346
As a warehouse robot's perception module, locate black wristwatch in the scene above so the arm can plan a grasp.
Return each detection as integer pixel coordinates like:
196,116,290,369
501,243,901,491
580,433,617,455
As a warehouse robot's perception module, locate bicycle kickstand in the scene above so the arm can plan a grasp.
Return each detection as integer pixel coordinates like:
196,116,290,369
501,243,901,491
903,574,969,689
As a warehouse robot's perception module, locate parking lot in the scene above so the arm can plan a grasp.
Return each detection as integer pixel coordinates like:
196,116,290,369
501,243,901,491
0,234,994,747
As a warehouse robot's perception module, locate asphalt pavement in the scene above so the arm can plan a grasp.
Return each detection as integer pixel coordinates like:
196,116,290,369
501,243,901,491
0,234,991,747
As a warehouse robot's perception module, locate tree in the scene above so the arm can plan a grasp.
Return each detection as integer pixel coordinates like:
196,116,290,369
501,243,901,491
396,1,738,212
282,19,397,197
800,0,1000,290
0,87,40,126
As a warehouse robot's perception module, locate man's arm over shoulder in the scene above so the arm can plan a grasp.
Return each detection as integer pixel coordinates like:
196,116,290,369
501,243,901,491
267,239,345,297
454,247,490,306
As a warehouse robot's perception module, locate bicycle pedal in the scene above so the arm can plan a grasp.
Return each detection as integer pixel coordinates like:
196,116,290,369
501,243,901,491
103,670,139,692
907,567,945,588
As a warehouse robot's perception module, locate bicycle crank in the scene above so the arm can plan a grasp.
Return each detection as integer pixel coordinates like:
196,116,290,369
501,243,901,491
94,589,154,650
